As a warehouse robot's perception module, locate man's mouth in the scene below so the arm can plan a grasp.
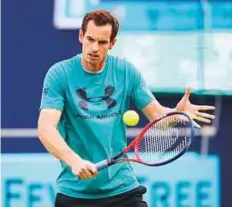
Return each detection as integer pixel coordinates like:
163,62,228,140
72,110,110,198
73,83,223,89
88,53,99,58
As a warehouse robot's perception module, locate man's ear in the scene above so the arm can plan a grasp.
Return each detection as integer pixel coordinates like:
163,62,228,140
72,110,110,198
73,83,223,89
79,30,84,43
109,38,117,50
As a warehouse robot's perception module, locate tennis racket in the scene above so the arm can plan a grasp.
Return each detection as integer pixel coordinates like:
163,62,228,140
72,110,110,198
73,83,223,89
95,111,195,170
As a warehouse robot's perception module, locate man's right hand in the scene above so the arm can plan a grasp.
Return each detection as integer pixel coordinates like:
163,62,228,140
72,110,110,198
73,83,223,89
71,158,98,180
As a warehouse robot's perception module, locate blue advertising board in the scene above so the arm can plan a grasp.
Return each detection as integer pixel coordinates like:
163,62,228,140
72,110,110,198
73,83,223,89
1,153,220,207
53,0,232,95
54,0,232,31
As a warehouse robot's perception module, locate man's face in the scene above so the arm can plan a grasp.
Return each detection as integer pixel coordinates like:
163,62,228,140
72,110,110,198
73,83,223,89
79,21,116,66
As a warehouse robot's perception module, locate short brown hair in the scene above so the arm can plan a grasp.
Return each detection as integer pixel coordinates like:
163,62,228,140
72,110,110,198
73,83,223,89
81,10,119,42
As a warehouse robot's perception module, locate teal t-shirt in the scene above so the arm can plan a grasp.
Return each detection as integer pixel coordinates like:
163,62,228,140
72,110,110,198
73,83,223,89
40,54,155,198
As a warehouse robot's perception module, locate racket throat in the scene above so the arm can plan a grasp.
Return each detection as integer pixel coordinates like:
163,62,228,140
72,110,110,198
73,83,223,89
107,158,117,166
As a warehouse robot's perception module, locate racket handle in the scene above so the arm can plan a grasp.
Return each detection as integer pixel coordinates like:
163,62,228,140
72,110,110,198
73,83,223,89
95,159,109,171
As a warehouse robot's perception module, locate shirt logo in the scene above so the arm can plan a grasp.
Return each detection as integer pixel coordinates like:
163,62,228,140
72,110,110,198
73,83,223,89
76,85,117,110
43,88,49,96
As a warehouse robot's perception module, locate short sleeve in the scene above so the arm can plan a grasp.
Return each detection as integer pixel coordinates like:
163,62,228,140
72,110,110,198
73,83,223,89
129,62,155,110
40,63,66,111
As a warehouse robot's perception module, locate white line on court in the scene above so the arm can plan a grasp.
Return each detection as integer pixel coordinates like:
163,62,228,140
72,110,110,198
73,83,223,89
1,128,142,138
0,127,214,138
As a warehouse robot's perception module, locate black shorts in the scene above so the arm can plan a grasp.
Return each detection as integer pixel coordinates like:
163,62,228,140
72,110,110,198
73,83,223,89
55,185,148,207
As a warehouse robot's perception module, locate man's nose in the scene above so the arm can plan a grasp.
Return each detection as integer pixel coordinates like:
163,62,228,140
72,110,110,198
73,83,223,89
92,42,99,52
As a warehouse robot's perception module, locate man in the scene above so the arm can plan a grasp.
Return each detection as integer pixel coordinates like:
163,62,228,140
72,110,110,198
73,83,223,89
38,10,215,207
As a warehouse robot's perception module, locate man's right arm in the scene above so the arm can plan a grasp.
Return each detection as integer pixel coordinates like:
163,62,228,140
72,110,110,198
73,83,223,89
38,108,98,179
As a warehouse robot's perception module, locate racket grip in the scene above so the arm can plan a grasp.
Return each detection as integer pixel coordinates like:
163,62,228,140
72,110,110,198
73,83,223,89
95,159,109,171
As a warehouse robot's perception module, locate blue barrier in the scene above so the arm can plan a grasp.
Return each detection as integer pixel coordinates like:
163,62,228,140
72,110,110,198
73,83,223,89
1,152,220,207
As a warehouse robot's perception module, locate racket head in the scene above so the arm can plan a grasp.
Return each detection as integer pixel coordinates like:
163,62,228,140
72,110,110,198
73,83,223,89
132,111,195,166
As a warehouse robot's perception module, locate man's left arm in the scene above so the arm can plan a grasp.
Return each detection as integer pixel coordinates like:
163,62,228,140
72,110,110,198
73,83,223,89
141,88,215,128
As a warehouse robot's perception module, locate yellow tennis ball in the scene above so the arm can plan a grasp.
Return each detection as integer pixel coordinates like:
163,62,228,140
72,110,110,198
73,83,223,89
123,110,140,126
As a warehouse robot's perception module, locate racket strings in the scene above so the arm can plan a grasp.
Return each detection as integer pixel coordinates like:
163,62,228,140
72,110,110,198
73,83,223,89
138,115,191,164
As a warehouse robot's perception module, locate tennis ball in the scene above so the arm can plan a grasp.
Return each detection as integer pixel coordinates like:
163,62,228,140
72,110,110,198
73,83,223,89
123,110,140,126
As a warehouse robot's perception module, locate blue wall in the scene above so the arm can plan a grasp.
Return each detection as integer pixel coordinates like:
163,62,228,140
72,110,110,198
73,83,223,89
2,0,232,206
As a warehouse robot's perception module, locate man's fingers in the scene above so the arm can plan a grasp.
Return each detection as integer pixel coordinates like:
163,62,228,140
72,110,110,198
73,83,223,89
79,169,94,179
194,116,212,123
182,87,191,101
193,120,201,128
78,171,89,180
89,168,98,176
87,163,98,176
176,88,191,112
196,112,215,119
72,160,98,180
78,162,98,179
197,105,216,111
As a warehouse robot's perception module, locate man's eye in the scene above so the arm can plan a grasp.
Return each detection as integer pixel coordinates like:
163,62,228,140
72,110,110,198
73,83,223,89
87,38,94,42
99,41,107,44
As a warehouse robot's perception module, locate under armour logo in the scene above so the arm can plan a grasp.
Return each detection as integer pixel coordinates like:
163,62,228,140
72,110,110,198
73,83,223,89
43,88,49,95
76,86,117,110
